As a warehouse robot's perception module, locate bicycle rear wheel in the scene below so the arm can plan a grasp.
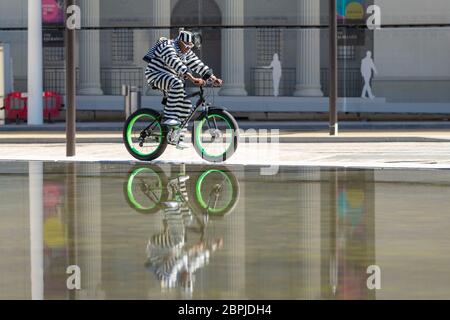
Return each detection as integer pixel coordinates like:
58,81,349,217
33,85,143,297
123,108,168,161
124,165,168,214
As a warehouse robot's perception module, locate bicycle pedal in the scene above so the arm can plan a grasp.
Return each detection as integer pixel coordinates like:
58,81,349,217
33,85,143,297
175,142,190,150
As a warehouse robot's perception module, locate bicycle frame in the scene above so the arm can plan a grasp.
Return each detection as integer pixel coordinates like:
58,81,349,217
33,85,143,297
140,85,225,137
137,175,209,237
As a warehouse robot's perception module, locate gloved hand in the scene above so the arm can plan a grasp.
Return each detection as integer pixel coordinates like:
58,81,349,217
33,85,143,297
210,75,223,87
184,73,205,86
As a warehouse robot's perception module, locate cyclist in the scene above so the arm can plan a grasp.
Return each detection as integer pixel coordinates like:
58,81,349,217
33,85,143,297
143,29,223,149
145,173,224,293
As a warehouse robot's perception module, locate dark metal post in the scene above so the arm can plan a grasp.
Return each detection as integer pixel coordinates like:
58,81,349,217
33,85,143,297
329,0,338,136
65,162,77,300
66,0,76,156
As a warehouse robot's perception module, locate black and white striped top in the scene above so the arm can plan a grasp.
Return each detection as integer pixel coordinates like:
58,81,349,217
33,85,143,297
144,38,213,80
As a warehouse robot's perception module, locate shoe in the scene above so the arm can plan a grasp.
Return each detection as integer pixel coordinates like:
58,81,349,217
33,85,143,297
162,201,180,209
168,175,190,187
167,133,190,149
163,118,181,127
168,127,189,150
177,175,190,183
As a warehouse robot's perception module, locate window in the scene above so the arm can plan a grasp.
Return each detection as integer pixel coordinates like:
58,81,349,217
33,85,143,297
111,29,134,63
338,45,355,60
257,29,283,66
44,47,64,63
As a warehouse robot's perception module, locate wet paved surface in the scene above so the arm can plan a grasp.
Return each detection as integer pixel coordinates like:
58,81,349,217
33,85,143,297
1,161,450,299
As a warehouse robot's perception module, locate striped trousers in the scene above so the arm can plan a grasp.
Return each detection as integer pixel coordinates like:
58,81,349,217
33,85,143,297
146,70,193,123
146,179,192,286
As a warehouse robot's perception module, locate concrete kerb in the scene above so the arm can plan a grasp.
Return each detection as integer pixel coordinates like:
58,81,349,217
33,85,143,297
1,136,450,144
2,158,450,171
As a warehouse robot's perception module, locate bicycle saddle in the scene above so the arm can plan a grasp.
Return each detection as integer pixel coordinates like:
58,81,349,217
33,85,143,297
151,85,167,95
150,85,168,104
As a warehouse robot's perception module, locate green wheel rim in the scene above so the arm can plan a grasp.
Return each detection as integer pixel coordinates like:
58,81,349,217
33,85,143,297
195,114,234,159
127,167,162,210
127,113,162,157
195,169,233,215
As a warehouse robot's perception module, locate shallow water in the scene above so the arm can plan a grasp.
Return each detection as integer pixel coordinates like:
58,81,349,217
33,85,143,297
0,161,450,300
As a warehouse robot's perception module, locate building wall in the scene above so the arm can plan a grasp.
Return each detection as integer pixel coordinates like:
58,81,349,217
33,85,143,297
374,0,450,24
0,0,449,102
373,0,450,102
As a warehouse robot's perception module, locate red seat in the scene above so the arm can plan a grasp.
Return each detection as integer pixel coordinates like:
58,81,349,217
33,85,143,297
3,91,62,123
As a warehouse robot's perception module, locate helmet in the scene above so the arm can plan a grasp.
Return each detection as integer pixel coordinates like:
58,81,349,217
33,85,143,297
177,29,194,49
178,30,193,44
177,28,203,49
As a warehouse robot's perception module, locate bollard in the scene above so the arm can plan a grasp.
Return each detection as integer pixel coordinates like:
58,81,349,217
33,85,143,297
123,85,141,119
130,86,141,115
122,84,130,119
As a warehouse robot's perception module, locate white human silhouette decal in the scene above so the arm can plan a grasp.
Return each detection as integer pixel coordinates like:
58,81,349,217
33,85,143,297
361,51,378,99
263,53,282,97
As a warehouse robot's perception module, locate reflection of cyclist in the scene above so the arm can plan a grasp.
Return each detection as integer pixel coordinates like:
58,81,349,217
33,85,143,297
125,165,238,292
146,231,223,292
145,175,224,292
143,29,223,149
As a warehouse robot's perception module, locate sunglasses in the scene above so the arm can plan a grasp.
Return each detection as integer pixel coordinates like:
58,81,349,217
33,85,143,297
181,41,194,49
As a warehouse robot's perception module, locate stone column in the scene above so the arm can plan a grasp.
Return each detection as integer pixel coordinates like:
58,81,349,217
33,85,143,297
29,161,44,300
134,29,152,95
293,0,323,97
78,0,103,95
149,0,171,45
143,0,171,96
76,163,104,299
27,0,43,124
298,168,321,299
219,0,247,96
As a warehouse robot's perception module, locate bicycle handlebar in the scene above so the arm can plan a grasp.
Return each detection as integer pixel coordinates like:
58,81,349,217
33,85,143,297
185,79,221,98
159,78,221,99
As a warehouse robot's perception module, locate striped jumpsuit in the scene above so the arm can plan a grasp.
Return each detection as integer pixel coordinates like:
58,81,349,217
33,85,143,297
144,174,224,290
144,38,213,123
145,177,193,288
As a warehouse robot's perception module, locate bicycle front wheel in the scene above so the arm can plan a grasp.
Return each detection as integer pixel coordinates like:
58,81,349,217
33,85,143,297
192,109,239,163
123,108,168,161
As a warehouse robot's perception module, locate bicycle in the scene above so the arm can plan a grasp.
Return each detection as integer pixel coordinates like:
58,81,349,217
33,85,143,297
123,163,239,293
124,164,240,217
123,81,239,163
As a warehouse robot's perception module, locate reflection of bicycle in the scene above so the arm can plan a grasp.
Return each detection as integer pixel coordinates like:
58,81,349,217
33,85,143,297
124,164,240,217
124,164,239,293
123,82,239,163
